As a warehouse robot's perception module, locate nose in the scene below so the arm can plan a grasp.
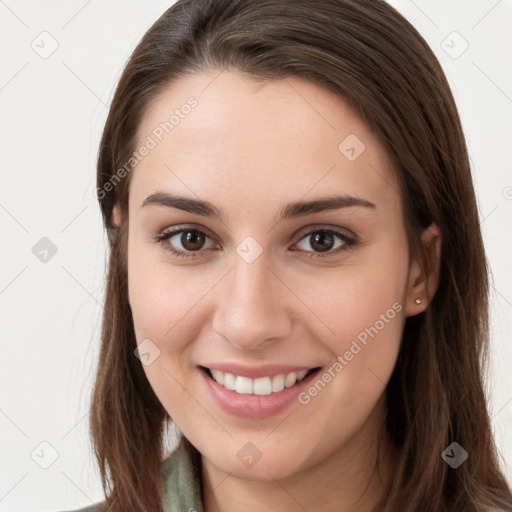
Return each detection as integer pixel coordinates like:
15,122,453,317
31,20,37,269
212,252,293,351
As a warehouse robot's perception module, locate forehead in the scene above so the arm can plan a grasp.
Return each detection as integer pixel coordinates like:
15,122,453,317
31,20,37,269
130,70,400,217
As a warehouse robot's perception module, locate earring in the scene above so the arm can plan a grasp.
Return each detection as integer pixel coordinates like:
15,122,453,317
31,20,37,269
415,298,422,304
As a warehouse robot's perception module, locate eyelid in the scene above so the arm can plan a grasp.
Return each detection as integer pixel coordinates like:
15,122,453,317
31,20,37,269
156,223,219,244
293,224,358,242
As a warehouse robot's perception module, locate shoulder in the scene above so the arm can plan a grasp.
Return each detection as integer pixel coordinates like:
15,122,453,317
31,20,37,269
54,437,202,512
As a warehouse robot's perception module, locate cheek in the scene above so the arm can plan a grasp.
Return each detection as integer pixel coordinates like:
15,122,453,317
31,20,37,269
315,242,408,384
306,281,404,397
127,238,213,360
128,262,190,347
127,244,202,414
324,243,406,327
128,234,174,342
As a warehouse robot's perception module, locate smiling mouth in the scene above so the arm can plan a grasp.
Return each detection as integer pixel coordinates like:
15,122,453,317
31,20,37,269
200,366,322,396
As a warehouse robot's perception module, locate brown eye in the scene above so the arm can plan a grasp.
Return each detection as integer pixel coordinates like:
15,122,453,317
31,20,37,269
294,228,357,259
155,226,357,260
179,230,207,251
308,231,336,253
156,228,215,258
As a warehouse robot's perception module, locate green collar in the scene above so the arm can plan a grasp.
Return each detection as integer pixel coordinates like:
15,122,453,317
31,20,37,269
162,436,204,512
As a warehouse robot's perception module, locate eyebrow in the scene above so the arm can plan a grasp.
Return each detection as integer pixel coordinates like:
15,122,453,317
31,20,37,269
141,191,376,222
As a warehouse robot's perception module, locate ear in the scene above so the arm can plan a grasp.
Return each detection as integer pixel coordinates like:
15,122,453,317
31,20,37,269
111,203,122,228
405,223,441,316
110,203,130,304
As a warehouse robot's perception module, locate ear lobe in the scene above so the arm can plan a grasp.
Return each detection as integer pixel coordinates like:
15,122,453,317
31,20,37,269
405,223,441,316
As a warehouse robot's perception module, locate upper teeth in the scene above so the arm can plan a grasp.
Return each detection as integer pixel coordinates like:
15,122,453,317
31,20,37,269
209,368,309,396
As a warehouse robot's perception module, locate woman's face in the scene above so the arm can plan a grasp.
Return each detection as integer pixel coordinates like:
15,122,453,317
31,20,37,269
122,70,421,481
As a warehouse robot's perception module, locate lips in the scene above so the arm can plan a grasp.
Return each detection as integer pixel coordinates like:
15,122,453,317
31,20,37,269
199,364,323,419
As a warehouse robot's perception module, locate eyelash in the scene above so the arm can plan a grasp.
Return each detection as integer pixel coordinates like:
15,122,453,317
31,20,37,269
154,225,358,260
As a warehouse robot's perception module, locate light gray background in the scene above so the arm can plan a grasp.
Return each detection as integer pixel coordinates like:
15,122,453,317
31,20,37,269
1,1,511,510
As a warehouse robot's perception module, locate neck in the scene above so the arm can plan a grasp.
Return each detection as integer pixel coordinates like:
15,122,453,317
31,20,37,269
201,399,396,512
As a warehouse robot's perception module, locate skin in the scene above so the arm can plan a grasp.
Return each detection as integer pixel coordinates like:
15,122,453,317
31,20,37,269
113,69,440,512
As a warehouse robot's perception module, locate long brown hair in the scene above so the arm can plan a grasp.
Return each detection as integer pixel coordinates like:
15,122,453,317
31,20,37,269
91,1,512,510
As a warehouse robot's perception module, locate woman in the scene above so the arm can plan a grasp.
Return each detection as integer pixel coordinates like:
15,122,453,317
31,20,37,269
69,0,512,510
